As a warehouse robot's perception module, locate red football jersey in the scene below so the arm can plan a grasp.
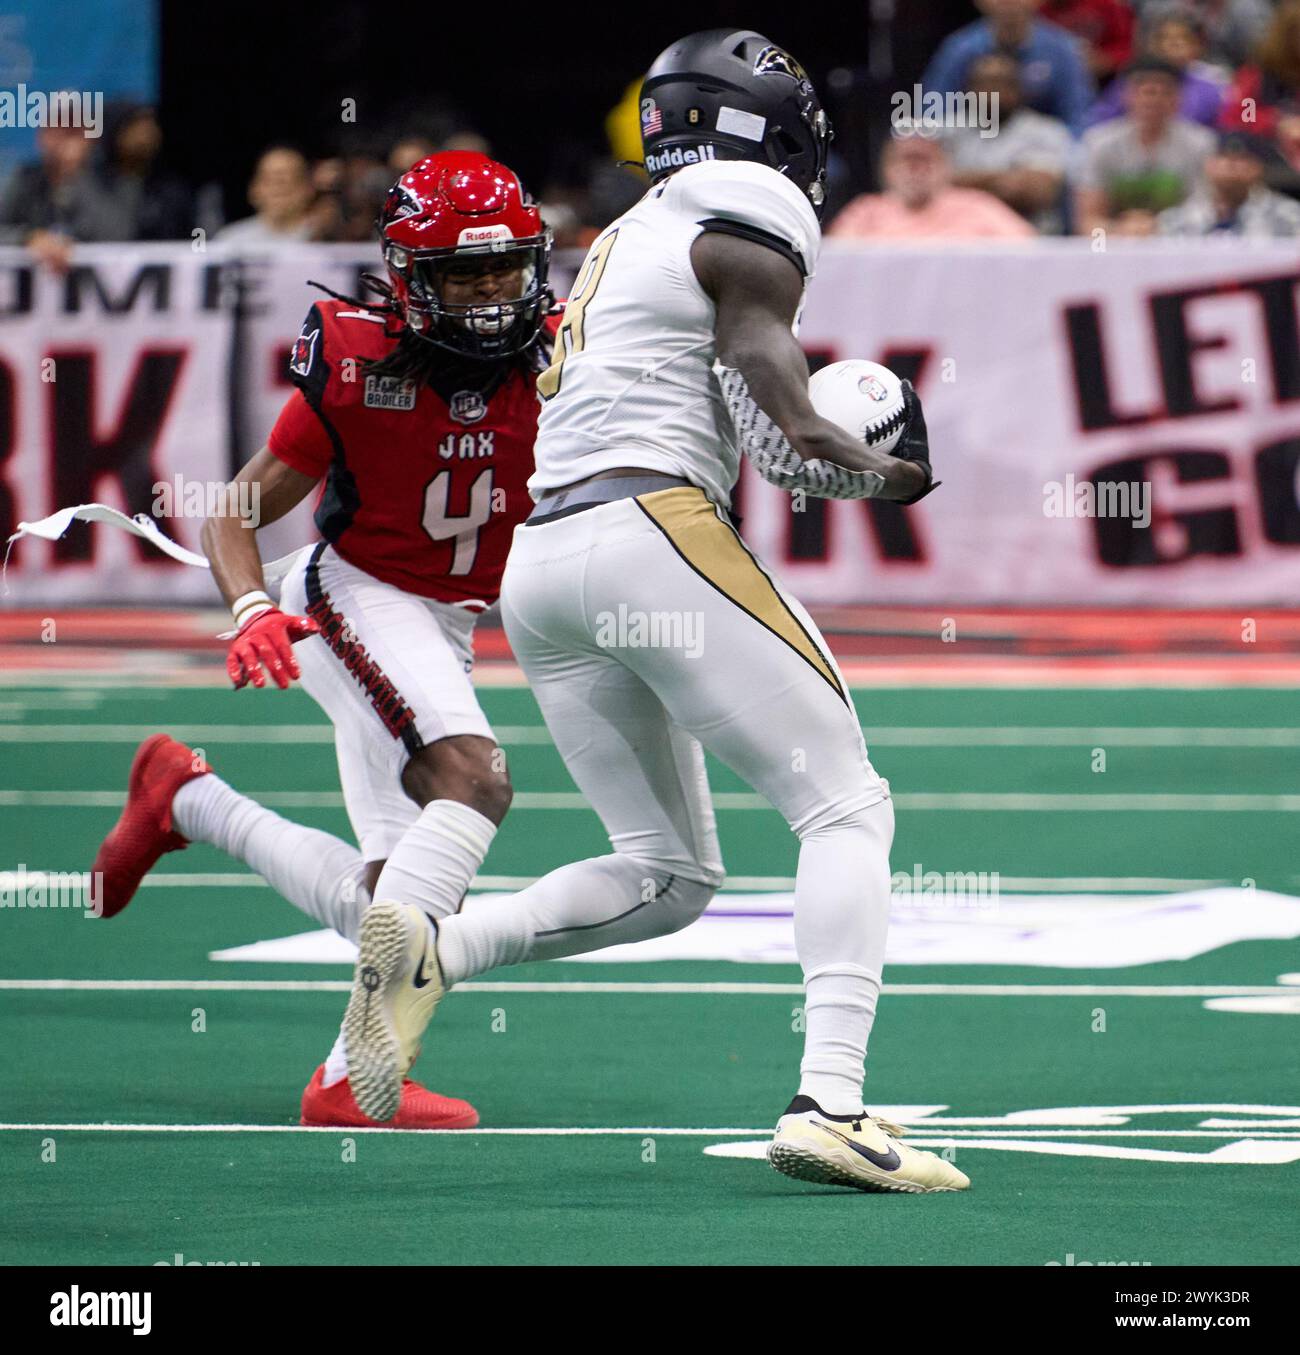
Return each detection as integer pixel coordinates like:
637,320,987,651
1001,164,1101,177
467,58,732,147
268,299,549,607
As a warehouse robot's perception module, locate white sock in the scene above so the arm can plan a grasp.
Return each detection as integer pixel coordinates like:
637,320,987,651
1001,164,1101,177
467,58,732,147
171,774,371,941
799,971,880,1115
323,1030,349,1087
793,797,894,1116
369,799,497,919
322,800,497,1089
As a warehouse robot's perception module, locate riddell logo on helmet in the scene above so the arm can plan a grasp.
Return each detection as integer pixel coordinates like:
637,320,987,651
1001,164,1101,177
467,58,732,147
644,143,718,174
458,224,514,246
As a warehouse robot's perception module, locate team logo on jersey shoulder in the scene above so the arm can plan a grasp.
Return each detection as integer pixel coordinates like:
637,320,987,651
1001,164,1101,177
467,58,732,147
449,390,487,424
362,374,418,411
289,326,320,378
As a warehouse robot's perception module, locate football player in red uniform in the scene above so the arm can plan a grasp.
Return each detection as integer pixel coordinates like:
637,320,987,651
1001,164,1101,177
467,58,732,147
91,152,556,1128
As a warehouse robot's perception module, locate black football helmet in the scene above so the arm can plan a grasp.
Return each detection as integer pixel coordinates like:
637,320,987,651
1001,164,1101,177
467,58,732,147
639,29,832,216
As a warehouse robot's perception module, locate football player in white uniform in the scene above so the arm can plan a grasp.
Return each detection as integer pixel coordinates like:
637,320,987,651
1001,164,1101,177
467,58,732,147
339,29,968,1193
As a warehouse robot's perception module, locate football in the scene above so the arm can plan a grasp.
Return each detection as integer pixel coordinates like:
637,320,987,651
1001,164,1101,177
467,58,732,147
808,359,908,456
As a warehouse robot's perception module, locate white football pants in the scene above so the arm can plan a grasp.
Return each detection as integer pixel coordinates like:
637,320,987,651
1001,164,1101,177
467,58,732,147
435,486,896,1110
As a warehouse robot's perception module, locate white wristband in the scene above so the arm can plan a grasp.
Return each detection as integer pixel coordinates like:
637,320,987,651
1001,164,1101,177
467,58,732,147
231,590,273,628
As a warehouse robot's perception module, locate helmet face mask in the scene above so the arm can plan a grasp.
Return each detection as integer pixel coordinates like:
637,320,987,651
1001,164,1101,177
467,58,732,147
378,152,553,362
390,238,550,360
640,28,833,217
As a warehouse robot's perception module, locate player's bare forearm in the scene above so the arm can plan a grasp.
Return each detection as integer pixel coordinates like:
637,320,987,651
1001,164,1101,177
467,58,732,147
201,446,319,609
691,230,922,499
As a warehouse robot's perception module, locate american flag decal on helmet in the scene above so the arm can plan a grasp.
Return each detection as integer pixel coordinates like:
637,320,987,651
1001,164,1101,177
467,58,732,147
640,97,662,135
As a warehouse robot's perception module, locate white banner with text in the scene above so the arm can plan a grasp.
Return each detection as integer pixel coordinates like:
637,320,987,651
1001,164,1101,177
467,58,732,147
1,241,1296,606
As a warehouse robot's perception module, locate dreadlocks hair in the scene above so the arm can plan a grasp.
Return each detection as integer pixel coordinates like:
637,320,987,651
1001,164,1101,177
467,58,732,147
305,274,430,381
364,328,454,383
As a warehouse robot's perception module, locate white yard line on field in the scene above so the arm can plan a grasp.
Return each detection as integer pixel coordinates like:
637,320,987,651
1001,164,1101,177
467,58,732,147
3,722,1299,747
0,978,1292,997
0,1122,1295,1142
4,789,1299,811
1,870,1227,893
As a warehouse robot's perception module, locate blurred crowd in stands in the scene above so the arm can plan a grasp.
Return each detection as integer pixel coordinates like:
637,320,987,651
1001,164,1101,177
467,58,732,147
5,0,1300,266
830,0,1300,240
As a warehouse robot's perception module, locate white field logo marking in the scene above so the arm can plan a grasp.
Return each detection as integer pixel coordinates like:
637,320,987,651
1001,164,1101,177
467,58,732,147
704,1105,1300,1165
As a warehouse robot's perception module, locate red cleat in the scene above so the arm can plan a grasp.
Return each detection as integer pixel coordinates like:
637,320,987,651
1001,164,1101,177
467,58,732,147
300,1064,479,1129
90,734,211,919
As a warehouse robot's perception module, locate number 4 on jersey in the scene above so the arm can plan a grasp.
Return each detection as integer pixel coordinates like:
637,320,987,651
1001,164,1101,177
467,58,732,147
422,467,495,575
538,228,619,400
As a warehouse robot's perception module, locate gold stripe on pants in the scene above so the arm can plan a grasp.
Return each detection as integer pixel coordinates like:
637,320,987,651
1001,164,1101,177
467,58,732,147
634,485,845,703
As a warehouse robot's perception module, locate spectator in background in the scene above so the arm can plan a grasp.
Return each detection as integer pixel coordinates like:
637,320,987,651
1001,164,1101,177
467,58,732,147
388,135,437,177
95,101,194,240
1043,0,1136,83
945,51,1073,232
923,0,1094,133
535,83,649,250
311,150,391,242
1186,0,1274,72
215,146,319,246
1220,0,1300,171
1159,129,1300,233
829,129,1036,238
576,162,646,244
1075,56,1214,233
0,121,129,268
441,127,492,156
1088,4,1226,127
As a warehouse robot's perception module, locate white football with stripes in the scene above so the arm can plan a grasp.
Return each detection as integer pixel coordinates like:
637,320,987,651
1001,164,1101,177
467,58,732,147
809,359,907,456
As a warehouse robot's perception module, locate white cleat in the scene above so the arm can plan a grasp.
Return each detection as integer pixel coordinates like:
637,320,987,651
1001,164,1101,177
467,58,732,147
341,901,445,1123
768,1095,971,1194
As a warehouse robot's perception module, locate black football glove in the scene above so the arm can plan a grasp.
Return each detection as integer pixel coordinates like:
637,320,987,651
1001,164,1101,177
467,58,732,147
891,380,941,506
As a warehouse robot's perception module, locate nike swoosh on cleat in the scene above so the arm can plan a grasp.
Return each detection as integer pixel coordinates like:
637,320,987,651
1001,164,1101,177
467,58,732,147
411,945,435,990
814,1120,902,1172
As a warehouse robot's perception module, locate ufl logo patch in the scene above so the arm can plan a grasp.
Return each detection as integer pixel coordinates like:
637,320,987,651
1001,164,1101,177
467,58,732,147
858,375,889,402
363,374,417,411
450,390,487,424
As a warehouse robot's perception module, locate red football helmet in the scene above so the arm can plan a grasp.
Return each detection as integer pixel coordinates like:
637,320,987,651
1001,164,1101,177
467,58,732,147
378,151,552,361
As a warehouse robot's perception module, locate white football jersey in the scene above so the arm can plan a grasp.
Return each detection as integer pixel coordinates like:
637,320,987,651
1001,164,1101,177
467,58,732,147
531,160,822,508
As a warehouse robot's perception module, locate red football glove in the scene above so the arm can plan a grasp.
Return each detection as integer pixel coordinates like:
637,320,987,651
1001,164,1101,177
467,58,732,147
226,607,320,690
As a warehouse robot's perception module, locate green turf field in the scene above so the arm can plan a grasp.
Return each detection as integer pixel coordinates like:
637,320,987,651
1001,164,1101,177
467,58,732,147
2,682,1298,1266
